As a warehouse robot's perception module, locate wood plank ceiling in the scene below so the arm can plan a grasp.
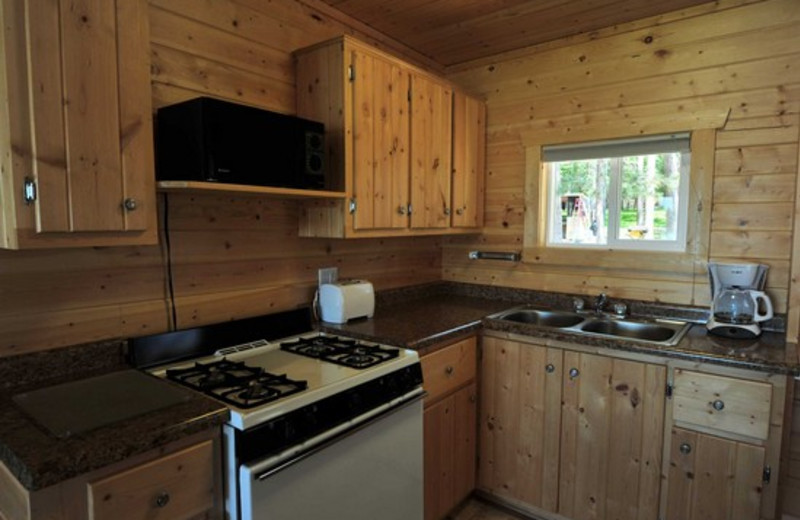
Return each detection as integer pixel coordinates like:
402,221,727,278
317,0,717,67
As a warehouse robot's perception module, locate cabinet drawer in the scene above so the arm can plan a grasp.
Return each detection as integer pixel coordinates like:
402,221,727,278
673,369,772,441
421,337,476,404
88,440,215,520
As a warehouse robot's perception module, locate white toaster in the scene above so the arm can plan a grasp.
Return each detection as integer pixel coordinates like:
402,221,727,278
318,280,375,324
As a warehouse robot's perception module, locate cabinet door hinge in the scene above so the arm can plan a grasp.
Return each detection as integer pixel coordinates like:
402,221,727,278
23,177,37,204
349,198,357,214
763,465,772,484
666,383,673,399
348,65,355,82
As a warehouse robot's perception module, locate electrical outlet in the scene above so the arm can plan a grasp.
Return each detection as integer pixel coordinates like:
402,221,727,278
318,267,338,287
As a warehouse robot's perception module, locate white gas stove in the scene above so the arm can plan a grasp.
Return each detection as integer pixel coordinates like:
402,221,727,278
131,310,424,520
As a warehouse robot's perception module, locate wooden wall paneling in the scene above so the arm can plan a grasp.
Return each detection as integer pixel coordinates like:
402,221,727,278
0,0,441,356
443,0,800,316
785,115,800,344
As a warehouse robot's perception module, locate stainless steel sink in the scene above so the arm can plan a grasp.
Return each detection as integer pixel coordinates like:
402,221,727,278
488,306,691,346
494,309,584,328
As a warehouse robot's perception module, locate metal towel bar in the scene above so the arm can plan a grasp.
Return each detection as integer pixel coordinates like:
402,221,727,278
468,251,521,262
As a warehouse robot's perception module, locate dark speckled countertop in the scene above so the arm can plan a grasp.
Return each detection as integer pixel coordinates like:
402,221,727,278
323,282,799,374
0,340,228,491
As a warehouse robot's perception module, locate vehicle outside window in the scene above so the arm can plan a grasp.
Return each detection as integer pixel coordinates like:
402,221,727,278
543,133,690,252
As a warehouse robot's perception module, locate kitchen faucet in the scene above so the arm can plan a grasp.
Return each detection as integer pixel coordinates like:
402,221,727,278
594,293,608,313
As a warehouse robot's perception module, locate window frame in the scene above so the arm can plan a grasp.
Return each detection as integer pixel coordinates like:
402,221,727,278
521,129,716,278
543,149,691,253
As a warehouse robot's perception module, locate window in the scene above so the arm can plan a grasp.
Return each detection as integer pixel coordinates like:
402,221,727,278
542,133,690,252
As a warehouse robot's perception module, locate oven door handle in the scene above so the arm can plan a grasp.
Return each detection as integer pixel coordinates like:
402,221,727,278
253,389,424,482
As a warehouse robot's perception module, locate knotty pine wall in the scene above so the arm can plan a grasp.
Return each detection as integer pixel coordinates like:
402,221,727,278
0,0,441,357
444,0,799,319
444,0,800,513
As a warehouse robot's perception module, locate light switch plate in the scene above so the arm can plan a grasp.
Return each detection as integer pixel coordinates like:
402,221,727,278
318,267,338,287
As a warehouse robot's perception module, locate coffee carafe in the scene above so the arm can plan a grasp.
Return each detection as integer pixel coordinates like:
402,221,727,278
707,262,773,338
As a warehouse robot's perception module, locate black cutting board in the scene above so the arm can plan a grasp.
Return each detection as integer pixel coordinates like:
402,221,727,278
12,370,192,438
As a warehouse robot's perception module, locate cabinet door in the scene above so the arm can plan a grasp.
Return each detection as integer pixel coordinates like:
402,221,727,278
451,92,485,228
424,383,477,520
479,337,562,512
665,428,765,520
9,0,154,236
351,50,410,231
410,74,452,229
559,351,665,520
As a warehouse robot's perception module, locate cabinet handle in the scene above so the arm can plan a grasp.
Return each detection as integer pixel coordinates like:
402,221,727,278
123,198,138,211
712,399,725,411
469,394,476,403
679,443,692,455
545,364,555,373
155,491,170,508
444,207,451,216
456,207,464,215
568,368,580,380
445,365,454,376
397,205,407,215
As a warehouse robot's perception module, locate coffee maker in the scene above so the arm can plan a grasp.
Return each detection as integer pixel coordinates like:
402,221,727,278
706,262,773,338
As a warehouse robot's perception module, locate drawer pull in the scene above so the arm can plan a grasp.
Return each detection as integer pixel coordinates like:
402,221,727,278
679,443,692,455
712,399,725,411
155,492,170,508
545,364,555,374
445,366,454,376
569,368,580,380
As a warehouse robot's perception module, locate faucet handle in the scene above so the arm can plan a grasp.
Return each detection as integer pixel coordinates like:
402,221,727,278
572,298,585,312
613,303,627,317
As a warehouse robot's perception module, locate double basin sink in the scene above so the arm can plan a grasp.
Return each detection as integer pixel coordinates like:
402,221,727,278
489,306,692,347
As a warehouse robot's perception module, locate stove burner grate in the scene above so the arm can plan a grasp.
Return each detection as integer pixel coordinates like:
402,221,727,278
280,335,399,369
166,359,307,408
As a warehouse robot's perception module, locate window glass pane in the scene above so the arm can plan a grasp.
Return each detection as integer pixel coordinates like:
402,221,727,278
545,140,690,252
617,153,682,242
549,159,610,245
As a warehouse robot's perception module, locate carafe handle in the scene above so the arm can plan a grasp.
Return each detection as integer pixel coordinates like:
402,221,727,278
751,291,773,322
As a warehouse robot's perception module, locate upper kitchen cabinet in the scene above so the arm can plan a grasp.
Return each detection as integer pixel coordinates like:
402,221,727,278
0,0,157,249
451,91,485,229
294,36,484,238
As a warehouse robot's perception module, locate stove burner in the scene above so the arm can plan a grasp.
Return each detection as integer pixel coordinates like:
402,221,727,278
339,354,378,368
280,335,400,369
239,380,279,401
166,359,307,408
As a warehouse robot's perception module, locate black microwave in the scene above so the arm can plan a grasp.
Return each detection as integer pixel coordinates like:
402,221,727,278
155,97,325,190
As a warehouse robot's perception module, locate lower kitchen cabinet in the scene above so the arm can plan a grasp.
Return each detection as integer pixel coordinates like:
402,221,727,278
421,336,478,520
0,431,222,520
480,336,664,519
479,332,789,520
665,427,765,520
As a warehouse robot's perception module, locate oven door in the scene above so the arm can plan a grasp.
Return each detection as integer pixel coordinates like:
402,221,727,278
239,394,423,520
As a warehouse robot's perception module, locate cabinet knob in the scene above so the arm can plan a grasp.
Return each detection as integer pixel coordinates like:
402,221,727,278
545,364,555,373
568,368,580,380
444,207,451,216
469,394,476,403
456,207,464,215
445,365,454,376
712,399,725,411
397,205,407,215
123,198,138,211
155,491,170,508
679,443,692,455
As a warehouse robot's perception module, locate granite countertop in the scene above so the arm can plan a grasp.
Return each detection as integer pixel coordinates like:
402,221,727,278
320,294,512,353
324,283,798,375
0,340,228,492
